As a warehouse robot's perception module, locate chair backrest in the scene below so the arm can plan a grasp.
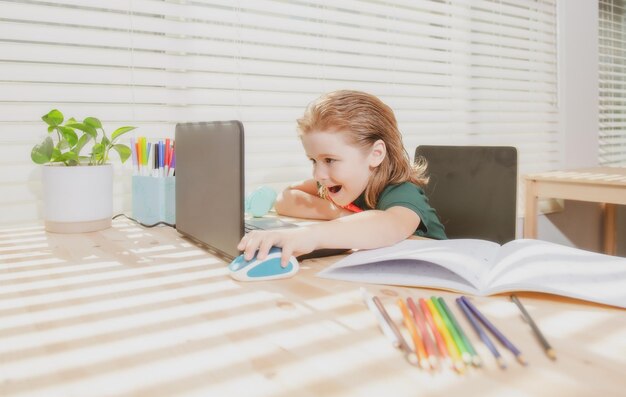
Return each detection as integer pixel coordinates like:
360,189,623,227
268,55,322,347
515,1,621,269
414,145,518,245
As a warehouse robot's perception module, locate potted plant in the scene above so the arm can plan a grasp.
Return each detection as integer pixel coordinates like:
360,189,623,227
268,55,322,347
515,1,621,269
31,109,136,233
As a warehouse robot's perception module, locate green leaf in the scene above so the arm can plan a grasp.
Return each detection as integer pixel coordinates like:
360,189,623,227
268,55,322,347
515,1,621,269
112,144,132,163
92,143,104,161
51,147,61,162
58,139,69,150
48,126,55,133
58,126,78,147
111,126,136,142
41,109,63,127
74,134,91,155
92,144,106,165
59,151,78,162
66,122,97,139
31,136,54,164
56,151,78,166
102,136,110,147
84,117,102,129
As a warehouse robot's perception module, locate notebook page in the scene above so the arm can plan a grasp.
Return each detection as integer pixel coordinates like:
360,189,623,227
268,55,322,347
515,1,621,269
317,259,480,294
484,239,626,308
317,239,501,291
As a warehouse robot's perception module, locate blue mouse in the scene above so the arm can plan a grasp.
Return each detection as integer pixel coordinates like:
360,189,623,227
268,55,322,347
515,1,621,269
228,247,299,281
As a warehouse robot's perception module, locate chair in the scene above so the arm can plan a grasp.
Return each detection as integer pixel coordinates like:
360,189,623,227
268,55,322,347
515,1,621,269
414,145,518,245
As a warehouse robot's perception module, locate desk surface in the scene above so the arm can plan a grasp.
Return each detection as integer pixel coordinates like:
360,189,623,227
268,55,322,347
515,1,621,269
1,220,625,397
525,166,626,186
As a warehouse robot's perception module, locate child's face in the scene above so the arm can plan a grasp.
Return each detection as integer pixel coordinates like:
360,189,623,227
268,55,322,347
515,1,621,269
301,130,380,207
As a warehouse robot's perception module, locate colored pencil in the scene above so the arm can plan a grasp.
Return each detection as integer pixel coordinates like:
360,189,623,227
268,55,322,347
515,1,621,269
371,295,412,354
397,298,430,370
136,141,142,175
456,298,506,369
511,295,556,360
165,138,171,175
460,296,527,366
407,297,439,370
360,288,404,351
419,298,451,368
427,298,465,373
168,148,176,177
433,297,472,365
438,297,482,367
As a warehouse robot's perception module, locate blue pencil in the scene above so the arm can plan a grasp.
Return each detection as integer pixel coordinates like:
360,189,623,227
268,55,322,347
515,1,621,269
456,298,506,369
460,296,527,366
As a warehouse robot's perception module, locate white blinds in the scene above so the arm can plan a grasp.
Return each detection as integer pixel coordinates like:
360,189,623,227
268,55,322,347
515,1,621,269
599,0,626,166
0,0,558,225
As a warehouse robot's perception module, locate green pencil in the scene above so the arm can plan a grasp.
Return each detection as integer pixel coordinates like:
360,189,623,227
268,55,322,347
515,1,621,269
432,297,472,365
438,297,482,367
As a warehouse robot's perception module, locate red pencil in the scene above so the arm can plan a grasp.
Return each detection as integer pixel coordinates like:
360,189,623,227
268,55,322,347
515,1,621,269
169,141,175,169
419,298,451,368
408,297,439,370
165,138,171,170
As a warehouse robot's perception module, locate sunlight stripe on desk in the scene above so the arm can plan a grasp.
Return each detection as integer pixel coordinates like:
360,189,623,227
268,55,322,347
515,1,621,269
0,234,47,245
0,242,49,253
0,256,64,271
0,260,228,311
0,288,278,356
0,278,238,333
543,310,614,338
0,296,323,394
0,257,223,295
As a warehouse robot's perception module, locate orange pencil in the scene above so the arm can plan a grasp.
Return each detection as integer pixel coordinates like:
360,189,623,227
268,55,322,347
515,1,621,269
426,298,465,373
408,297,439,370
419,298,451,368
136,141,142,174
397,298,430,370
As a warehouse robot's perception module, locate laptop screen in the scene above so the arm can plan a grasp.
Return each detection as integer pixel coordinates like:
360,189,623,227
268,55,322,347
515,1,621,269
175,121,244,259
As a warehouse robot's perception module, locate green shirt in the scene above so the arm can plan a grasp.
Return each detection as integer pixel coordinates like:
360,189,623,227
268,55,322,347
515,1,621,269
352,182,447,240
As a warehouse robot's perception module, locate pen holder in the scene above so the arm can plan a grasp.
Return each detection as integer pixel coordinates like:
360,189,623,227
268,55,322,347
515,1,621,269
245,186,277,217
132,176,176,225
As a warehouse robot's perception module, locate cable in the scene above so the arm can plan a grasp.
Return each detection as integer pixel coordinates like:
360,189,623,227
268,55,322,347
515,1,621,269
112,213,175,229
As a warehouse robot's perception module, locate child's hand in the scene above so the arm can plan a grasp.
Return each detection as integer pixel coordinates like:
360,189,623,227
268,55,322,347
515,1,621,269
237,227,317,267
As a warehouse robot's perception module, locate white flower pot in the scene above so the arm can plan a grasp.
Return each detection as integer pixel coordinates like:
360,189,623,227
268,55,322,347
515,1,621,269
42,164,113,233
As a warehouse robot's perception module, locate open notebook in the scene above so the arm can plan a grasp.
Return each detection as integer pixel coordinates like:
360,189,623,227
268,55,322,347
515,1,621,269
317,239,626,309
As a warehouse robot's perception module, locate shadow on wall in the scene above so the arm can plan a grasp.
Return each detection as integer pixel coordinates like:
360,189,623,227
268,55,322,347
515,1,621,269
540,200,626,258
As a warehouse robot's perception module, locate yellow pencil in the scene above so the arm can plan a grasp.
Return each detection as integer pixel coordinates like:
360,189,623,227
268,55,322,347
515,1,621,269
397,298,430,371
426,298,465,373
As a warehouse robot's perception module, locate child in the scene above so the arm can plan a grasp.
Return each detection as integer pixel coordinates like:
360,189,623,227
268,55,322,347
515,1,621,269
238,90,446,265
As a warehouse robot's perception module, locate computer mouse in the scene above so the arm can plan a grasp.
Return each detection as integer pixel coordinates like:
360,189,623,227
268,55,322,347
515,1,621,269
228,246,299,281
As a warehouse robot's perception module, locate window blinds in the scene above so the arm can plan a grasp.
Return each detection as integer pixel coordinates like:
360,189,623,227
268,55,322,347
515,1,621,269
599,0,626,166
0,0,558,225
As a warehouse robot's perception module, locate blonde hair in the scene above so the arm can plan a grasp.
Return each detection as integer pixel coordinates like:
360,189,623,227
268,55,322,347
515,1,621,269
297,90,428,208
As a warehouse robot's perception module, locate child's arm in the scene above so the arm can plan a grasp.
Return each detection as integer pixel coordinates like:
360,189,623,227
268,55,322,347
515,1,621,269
238,206,421,265
274,179,351,220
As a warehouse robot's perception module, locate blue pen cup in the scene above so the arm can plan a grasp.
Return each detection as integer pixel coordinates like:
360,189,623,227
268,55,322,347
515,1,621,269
132,176,176,225
245,186,277,217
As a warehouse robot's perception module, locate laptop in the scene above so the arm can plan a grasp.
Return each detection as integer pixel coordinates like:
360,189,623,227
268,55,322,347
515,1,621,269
175,121,347,261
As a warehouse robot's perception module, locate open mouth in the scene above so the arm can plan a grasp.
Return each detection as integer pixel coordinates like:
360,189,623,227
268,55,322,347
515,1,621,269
328,185,342,194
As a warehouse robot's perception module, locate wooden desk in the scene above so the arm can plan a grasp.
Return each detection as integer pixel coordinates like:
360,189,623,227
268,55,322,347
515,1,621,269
524,167,626,255
1,220,625,396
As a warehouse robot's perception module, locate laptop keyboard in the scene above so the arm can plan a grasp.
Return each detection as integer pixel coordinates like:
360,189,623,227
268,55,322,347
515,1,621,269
244,222,262,233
